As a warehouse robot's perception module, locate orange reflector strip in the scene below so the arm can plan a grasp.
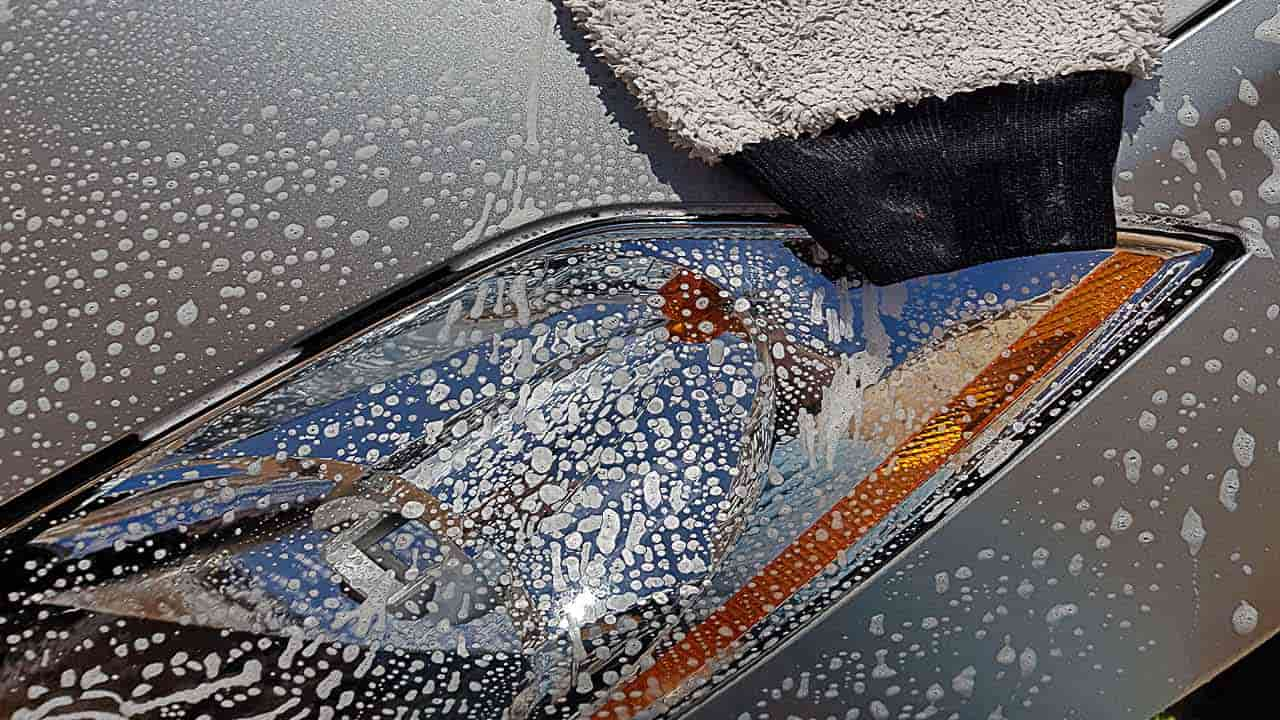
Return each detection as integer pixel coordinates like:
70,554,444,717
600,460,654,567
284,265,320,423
596,251,1164,718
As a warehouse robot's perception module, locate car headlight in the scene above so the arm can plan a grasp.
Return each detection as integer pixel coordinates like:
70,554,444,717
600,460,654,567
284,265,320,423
0,213,1238,720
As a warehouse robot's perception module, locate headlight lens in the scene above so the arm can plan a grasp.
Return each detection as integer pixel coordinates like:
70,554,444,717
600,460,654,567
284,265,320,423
0,217,1232,720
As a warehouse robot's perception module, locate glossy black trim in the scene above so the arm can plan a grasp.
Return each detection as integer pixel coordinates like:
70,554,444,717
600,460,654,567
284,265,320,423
1166,0,1239,38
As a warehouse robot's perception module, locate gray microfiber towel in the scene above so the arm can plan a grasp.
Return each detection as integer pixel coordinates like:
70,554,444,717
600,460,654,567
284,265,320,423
565,0,1167,284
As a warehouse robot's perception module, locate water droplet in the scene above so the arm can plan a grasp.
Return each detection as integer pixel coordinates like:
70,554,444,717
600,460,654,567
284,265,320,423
1180,506,1206,557
1239,78,1260,107
1018,647,1037,677
1238,369,1258,393
868,613,885,637
1253,120,1280,204
951,666,976,698
1219,468,1240,512
176,300,199,327
1123,449,1142,483
1177,96,1200,127
1110,507,1133,533
1046,603,1078,626
1256,6,1280,44
1171,139,1198,174
1233,428,1256,467
1232,600,1259,635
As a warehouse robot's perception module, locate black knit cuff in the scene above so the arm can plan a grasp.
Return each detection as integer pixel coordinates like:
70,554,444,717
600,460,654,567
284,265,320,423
729,71,1132,285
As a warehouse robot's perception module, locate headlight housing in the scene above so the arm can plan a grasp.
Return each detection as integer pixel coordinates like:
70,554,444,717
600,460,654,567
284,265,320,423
0,213,1239,720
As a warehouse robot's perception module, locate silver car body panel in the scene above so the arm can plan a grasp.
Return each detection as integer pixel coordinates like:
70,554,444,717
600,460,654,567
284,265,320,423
0,0,1277,718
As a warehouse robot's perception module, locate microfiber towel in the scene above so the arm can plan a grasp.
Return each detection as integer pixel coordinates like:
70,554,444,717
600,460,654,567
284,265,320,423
564,0,1166,284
